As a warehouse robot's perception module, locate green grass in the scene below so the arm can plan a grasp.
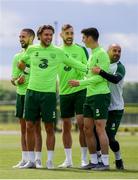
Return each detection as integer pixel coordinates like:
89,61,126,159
124,106,138,114
0,123,19,131
0,105,15,112
0,131,138,179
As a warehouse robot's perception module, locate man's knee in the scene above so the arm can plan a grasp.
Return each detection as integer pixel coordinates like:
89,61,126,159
34,121,41,135
77,119,84,132
26,121,34,133
95,120,106,135
45,123,54,135
84,124,93,137
109,138,120,152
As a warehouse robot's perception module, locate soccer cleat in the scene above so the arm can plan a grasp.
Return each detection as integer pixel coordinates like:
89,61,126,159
115,159,124,170
81,162,98,170
46,160,54,169
19,161,36,169
93,162,109,170
12,160,27,168
58,160,73,168
35,159,43,169
81,160,88,167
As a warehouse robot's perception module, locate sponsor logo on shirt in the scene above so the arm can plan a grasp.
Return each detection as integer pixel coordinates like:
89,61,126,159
64,66,72,71
65,53,69,58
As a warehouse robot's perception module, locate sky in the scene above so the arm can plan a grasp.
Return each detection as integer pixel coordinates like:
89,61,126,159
0,0,138,82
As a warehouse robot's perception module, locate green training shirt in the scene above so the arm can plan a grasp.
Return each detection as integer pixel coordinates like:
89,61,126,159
108,61,125,111
79,46,110,97
12,50,29,95
21,44,87,92
58,44,88,95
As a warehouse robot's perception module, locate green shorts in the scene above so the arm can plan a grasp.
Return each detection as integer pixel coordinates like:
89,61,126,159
16,94,25,118
60,89,86,118
25,89,56,123
106,110,124,138
83,93,111,120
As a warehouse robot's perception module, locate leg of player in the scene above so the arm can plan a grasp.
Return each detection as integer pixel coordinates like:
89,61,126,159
82,118,99,170
34,119,42,168
106,110,124,170
58,118,73,168
12,118,28,168
44,122,55,169
76,114,88,167
95,120,109,170
20,121,36,168
109,137,124,169
94,126,102,163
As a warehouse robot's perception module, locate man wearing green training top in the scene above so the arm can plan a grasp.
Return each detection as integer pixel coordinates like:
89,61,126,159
58,24,88,168
69,27,111,170
18,25,87,169
11,29,42,169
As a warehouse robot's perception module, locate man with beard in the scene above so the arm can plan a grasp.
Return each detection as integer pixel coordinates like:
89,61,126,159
58,24,88,168
17,25,88,169
11,29,42,168
92,44,125,169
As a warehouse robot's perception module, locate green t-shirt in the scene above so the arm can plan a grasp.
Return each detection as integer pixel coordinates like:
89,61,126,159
11,50,29,95
79,46,110,97
58,44,88,95
21,44,87,92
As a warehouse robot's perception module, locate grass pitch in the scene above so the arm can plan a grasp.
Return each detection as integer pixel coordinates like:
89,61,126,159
0,131,138,179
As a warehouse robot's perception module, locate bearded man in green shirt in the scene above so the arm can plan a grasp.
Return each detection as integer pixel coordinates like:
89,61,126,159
11,29,42,169
58,24,88,168
69,27,111,170
18,25,87,169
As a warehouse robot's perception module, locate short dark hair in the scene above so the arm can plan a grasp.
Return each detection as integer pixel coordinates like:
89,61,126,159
81,27,99,41
62,24,73,31
37,25,55,40
22,28,35,40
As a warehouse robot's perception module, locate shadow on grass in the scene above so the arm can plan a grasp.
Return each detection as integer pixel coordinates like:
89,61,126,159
34,167,138,174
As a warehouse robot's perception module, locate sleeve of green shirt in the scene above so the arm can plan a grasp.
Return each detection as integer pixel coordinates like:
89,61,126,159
116,62,126,78
11,54,21,79
60,50,88,72
75,47,88,77
79,52,110,86
21,48,30,64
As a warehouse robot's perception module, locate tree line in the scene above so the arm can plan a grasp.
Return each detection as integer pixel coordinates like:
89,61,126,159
0,82,138,103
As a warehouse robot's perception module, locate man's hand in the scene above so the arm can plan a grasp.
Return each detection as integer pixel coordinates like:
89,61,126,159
17,75,25,84
17,61,25,70
92,66,101,74
11,79,17,86
68,80,80,87
11,75,25,86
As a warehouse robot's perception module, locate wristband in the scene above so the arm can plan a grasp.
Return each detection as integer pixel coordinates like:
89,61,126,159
24,66,30,74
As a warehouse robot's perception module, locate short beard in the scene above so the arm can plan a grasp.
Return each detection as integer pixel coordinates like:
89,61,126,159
64,39,73,46
21,44,28,49
41,41,51,47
